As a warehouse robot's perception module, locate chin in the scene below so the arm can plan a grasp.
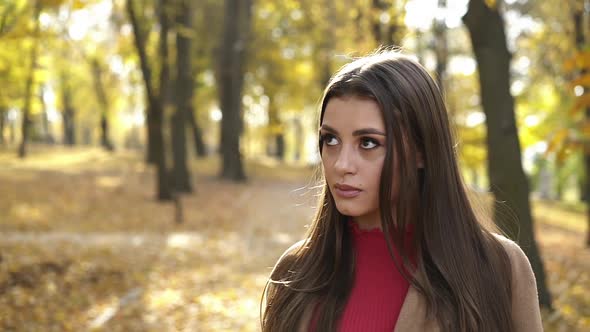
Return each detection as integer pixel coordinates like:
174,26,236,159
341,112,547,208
334,204,365,217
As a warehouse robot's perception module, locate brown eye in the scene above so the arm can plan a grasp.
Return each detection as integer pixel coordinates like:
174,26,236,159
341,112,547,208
321,134,339,146
360,137,380,149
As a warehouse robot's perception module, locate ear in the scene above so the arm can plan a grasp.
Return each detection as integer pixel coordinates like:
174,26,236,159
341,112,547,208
416,151,424,169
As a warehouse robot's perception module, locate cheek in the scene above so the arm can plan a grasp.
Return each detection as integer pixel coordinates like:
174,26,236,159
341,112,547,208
369,157,385,183
320,148,328,164
320,154,329,170
321,151,337,172
360,161,383,200
369,168,383,197
321,147,337,161
321,157,334,183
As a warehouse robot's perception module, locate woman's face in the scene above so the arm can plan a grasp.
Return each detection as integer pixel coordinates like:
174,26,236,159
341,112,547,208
320,96,386,226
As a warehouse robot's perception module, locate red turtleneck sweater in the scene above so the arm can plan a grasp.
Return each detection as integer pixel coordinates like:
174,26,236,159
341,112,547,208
310,221,413,331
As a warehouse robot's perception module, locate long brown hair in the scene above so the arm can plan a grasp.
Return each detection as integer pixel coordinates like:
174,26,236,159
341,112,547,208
261,50,513,332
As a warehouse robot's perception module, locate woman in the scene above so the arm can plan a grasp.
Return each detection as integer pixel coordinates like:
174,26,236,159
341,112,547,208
261,50,543,332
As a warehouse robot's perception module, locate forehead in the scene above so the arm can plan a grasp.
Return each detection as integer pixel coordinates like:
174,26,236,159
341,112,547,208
322,96,384,130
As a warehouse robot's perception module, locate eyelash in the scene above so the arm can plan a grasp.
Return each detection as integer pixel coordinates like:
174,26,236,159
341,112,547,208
320,134,338,146
320,133,381,150
361,137,380,149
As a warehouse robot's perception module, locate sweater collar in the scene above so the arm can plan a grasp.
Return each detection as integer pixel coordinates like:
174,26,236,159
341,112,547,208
347,218,415,237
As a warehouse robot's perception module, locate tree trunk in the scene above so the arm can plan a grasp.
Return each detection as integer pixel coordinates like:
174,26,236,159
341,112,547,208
219,0,250,181
188,110,207,157
9,112,15,144
82,126,92,145
18,0,41,158
463,0,552,309
127,0,156,164
100,117,112,149
555,178,564,201
154,0,172,200
146,109,157,163
0,107,6,145
276,134,285,160
573,4,590,247
91,58,114,151
187,1,209,158
371,0,401,47
433,0,448,96
371,0,385,44
587,201,590,246
267,100,285,160
578,175,587,202
293,118,303,162
171,0,193,193
126,0,172,201
62,107,75,145
60,73,76,146
316,0,336,88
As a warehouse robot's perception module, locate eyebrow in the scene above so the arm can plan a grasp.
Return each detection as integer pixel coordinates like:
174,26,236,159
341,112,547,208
320,124,386,136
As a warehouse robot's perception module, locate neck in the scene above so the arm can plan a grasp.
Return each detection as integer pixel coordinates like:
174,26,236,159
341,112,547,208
352,212,382,231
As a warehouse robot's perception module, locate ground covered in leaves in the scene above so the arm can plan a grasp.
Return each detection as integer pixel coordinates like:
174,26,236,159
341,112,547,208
0,146,588,331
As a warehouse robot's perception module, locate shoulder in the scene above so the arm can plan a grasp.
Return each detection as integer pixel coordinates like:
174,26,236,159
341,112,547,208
493,234,531,268
492,234,543,332
492,234,537,292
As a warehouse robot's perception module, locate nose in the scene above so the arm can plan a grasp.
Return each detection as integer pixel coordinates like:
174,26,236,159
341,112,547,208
333,145,357,175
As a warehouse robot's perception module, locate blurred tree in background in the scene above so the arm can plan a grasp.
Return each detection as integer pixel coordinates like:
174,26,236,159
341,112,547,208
464,0,551,308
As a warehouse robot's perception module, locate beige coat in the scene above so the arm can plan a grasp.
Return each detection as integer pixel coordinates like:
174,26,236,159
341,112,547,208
290,234,543,332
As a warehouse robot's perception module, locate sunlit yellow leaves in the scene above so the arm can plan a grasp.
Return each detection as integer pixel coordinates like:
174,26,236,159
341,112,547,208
0,146,114,171
484,0,498,10
71,0,101,10
95,175,123,189
39,0,68,8
571,93,590,116
0,14,33,40
563,51,590,72
10,203,44,223
569,73,590,88
547,128,569,154
545,127,583,164
582,119,590,137
175,24,194,39
148,288,183,309
554,48,590,165
259,1,277,15
198,289,259,320
267,123,284,135
564,51,590,116
294,61,313,81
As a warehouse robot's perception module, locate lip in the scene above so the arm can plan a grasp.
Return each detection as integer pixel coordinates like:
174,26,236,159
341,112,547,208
334,183,362,198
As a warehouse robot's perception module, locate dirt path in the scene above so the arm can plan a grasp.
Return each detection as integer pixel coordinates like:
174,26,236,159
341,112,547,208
0,151,317,331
